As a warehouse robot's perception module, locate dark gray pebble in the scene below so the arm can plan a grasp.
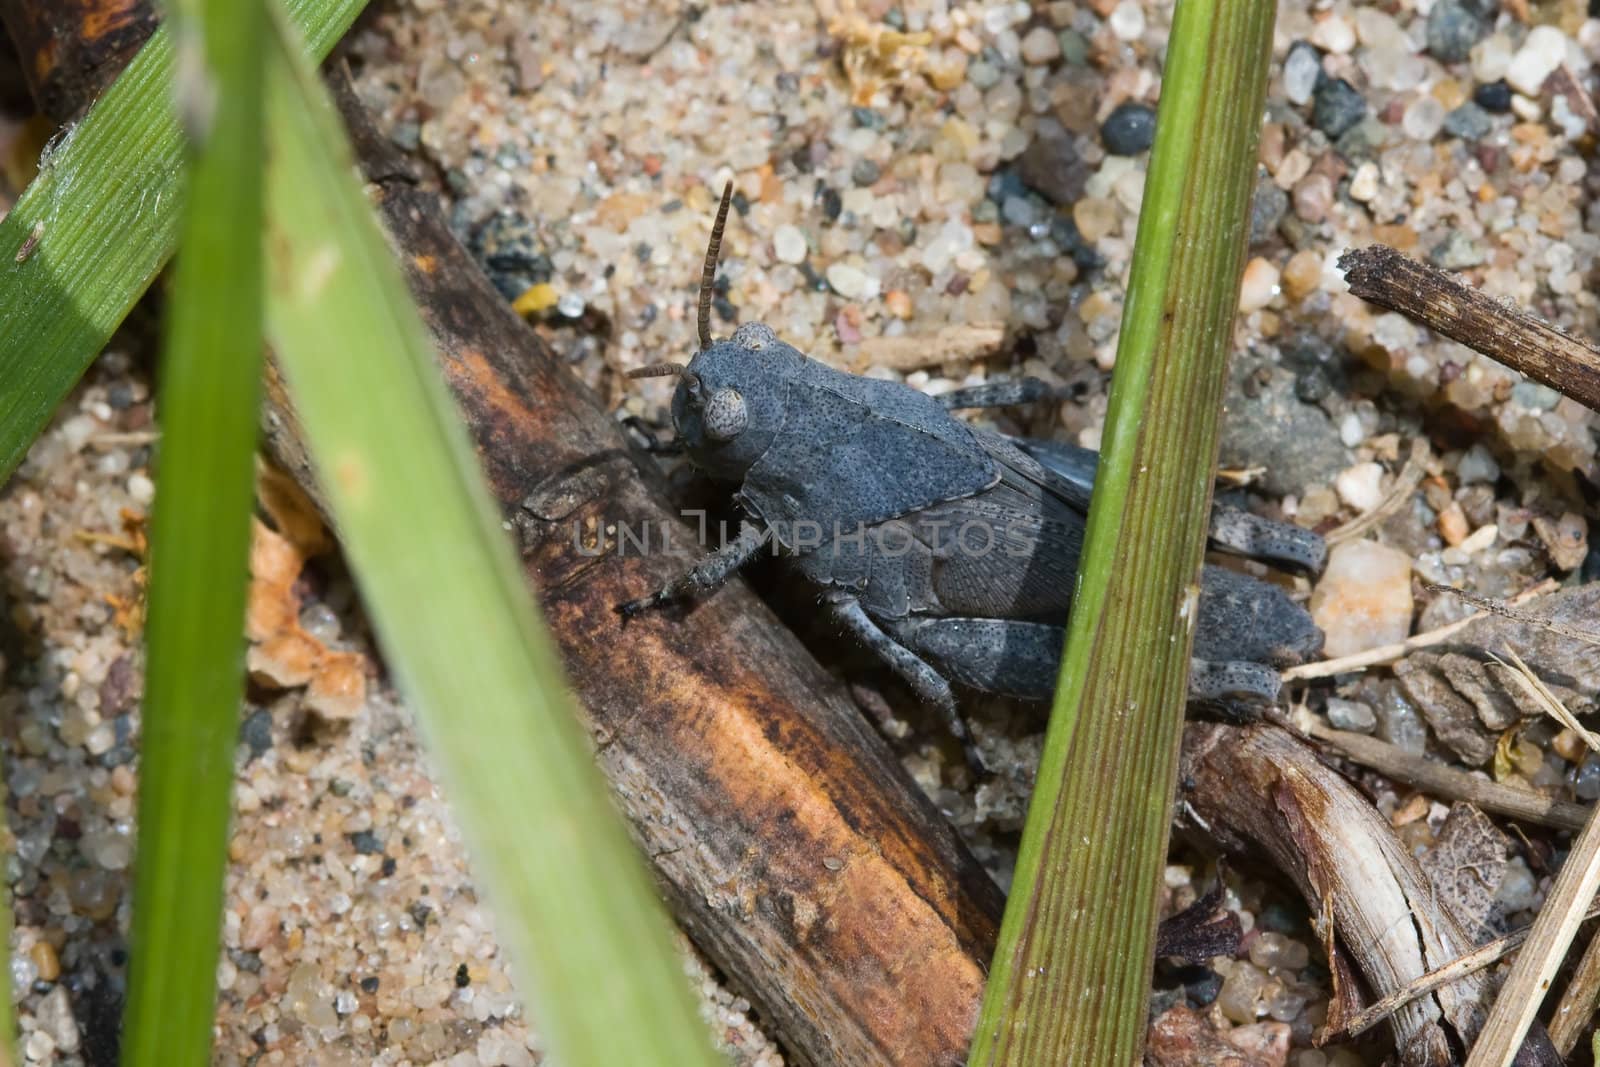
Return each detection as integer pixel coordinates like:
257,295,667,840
1312,78,1367,138
1101,102,1157,155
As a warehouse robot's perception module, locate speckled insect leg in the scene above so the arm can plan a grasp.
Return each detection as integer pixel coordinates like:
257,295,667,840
935,377,1058,410
1188,658,1282,704
617,522,769,620
1208,503,1327,573
831,598,984,772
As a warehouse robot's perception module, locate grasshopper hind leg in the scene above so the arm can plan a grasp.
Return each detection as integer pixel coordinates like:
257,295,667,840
830,597,985,774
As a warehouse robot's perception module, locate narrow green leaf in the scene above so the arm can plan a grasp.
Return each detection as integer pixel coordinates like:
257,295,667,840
121,0,267,1062
0,0,365,484
260,15,725,1067
969,0,1276,1061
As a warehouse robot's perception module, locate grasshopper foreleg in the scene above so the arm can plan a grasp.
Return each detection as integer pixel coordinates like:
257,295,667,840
617,522,769,620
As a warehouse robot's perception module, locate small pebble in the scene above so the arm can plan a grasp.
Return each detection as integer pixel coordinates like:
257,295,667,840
1495,857,1540,913
1429,230,1485,270
1402,96,1446,141
1292,173,1333,223
1100,102,1158,155
28,941,59,984
1249,181,1288,246
1334,461,1384,511
1073,197,1120,242
1473,79,1512,113
1020,26,1061,65
1471,33,1513,83
1326,697,1377,733
1457,443,1500,484
850,159,880,186
1441,102,1492,140
1505,25,1566,97
1377,688,1430,755
1284,42,1323,106
1282,249,1323,300
1338,412,1364,448
1059,29,1089,65
771,227,806,268
1249,932,1312,971
1108,1,1145,41
1427,0,1485,64
1218,961,1269,1023
1348,162,1380,202
1576,753,1600,801
825,262,879,301
1238,257,1280,313
1438,501,1470,545
1312,78,1367,138
556,292,585,318
967,59,1001,90
1310,14,1356,54
1310,540,1415,658
1512,380,1561,411
128,472,155,506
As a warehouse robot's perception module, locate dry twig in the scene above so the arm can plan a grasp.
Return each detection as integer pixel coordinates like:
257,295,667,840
1325,439,1428,546
1340,245,1600,413
1297,713,1587,832
1282,580,1558,681
1340,901,1600,1038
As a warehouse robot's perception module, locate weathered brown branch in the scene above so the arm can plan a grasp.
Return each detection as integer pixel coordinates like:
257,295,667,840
1299,716,1588,833
0,0,155,122
1339,244,1600,413
1181,722,1559,1066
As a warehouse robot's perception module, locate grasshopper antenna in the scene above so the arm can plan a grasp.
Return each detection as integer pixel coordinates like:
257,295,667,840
698,180,734,350
627,362,687,379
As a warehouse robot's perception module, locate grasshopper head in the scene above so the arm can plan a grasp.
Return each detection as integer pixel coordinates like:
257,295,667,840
627,181,802,481
666,325,800,479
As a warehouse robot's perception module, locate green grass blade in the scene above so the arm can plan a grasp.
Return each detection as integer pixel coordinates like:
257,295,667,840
967,0,1276,1060
0,0,365,484
121,0,267,1062
259,15,725,1067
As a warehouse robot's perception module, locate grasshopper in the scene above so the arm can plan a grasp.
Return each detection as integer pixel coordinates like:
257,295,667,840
622,184,1324,766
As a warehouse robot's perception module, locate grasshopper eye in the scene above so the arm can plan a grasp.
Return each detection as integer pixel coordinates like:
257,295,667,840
702,387,748,441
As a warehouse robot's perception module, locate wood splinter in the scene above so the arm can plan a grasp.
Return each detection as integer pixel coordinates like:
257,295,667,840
1338,244,1600,414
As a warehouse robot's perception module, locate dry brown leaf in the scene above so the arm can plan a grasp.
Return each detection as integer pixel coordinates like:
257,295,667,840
244,513,366,720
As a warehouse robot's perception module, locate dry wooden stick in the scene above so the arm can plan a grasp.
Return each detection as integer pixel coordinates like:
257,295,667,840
1181,722,1559,1063
1339,245,1600,413
1298,714,1588,832
1282,579,1558,681
1428,581,1600,649
1547,918,1600,1054
1341,901,1600,1039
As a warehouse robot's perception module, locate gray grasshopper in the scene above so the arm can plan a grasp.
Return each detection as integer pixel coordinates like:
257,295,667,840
622,184,1325,765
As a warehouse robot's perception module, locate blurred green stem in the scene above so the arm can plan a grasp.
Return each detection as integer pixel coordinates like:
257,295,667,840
259,11,726,1066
